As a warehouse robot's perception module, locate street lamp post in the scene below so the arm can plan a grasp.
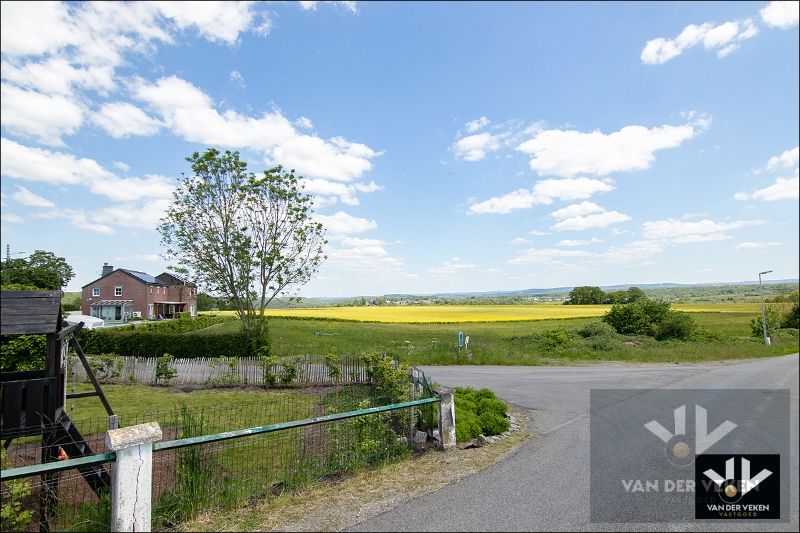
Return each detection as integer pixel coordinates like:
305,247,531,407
758,270,773,346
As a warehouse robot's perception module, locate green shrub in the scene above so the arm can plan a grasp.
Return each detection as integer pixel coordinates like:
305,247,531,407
0,334,45,371
453,387,509,442
362,352,410,402
781,302,799,329
750,306,782,338
86,353,123,382
603,298,695,341
543,328,572,349
578,321,617,338
77,329,250,358
155,353,178,385
1,448,32,531
654,311,695,340
603,299,670,336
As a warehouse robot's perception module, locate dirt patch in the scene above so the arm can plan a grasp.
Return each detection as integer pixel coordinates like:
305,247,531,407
179,406,530,532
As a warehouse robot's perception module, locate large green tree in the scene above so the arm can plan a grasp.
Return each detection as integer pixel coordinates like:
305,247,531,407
158,149,327,330
1,250,75,290
566,286,606,305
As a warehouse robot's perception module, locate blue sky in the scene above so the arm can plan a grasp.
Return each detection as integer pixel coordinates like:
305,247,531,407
1,1,798,297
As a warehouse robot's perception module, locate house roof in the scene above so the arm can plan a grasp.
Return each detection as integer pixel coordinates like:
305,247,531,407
119,269,157,284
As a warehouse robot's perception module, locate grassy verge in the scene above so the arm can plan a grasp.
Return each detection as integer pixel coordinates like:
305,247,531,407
193,312,798,364
179,406,530,532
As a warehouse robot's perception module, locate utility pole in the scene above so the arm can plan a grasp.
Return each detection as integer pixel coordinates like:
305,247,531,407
758,270,773,346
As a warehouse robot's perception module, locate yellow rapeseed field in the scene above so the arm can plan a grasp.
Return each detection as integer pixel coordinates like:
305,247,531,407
204,303,760,324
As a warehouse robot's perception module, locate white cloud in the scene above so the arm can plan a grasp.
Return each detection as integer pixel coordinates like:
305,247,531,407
551,210,632,231
1,58,114,96
736,242,782,249
0,84,84,145
508,247,591,265
751,173,800,201
89,174,175,202
465,116,490,133
469,178,614,214
326,237,404,271
1,137,175,202
550,201,605,219
529,229,550,236
766,146,799,170
1,137,112,186
11,186,55,208
556,238,603,247
517,117,707,178
272,135,382,182
133,76,382,185
35,207,116,234
229,70,246,89
468,188,545,214
299,1,358,13
1,214,24,224
735,171,800,201
0,2,75,56
642,218,762,243
760,1,800,29
508,237,533,245
596,240,664,265
92,102,162,138
430,258,478,276
733,191,750,201
315,211,377,235
453,131,506,161
295,116,314,129
153,1,262,45
303,178,381,206
113,161,131,172
641,18,758,65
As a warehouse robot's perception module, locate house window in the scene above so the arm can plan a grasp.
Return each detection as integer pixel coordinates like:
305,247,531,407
149,287,153,294
115,287,122,296
92,287,101,297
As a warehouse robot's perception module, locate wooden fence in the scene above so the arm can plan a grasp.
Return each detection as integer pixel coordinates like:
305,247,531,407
68,355,372,387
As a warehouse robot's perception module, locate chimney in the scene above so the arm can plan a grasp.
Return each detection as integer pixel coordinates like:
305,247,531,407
102,263,113,277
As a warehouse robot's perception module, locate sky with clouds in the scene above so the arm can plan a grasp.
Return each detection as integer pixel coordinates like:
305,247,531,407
1,1,798,296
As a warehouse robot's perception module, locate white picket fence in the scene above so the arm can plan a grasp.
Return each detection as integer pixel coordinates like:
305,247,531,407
69,354,371,387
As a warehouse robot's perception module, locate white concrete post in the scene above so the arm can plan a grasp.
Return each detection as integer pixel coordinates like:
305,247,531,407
436,388,457,450
105,422,162,532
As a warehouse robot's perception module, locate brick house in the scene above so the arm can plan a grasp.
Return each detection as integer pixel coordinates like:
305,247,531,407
81,263,198,321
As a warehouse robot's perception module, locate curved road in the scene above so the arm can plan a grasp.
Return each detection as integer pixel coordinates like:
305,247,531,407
352,354,799,532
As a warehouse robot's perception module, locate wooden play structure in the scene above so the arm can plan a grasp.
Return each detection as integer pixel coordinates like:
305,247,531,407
1,291,117,531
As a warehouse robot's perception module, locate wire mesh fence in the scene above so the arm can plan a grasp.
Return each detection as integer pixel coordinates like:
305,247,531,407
2,381,438,532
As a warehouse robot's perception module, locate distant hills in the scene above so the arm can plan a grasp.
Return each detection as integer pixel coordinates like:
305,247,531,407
288,278,799,305
383,279,799,299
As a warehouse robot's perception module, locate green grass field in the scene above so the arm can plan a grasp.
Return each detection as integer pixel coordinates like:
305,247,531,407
194,308,798,365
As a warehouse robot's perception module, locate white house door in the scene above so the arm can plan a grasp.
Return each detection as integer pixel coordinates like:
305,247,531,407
148,304,154,319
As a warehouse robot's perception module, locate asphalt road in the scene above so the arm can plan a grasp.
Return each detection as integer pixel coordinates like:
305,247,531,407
351,354,799,532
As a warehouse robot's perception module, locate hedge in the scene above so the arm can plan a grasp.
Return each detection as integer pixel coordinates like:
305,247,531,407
77,329,251,358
